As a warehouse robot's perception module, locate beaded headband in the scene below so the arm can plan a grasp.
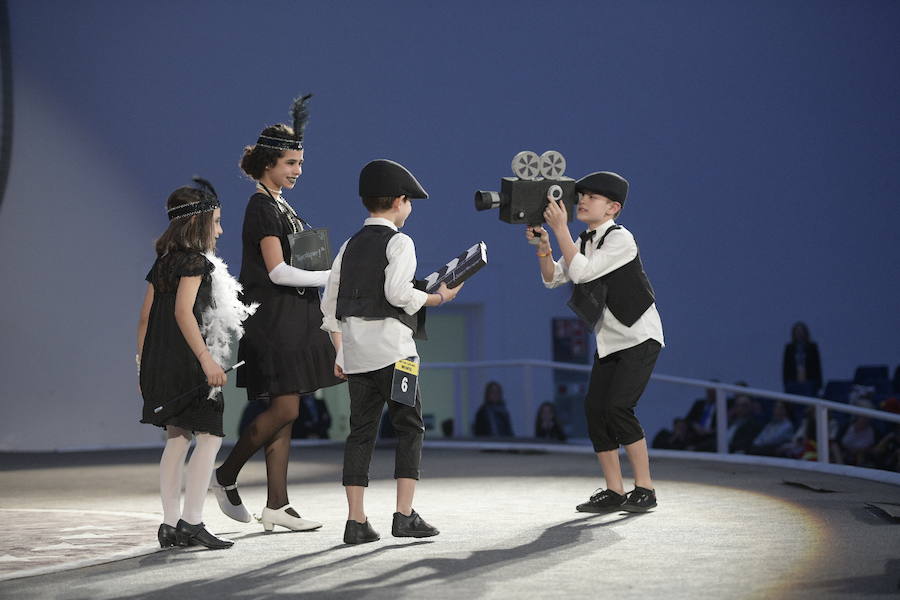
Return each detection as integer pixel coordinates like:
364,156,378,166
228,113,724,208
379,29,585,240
166,198,220,221
255,135,303,151
252,94,311,153
166,177,221,221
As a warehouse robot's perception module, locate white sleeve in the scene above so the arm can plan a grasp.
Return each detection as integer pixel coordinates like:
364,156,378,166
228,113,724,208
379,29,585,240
542,258,571,289
384,234,428,315
565,229,637,284
319,243,346,333
268,261,331,288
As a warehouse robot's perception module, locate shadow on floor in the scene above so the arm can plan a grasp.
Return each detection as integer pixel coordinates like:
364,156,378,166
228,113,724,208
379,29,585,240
107,512,643,600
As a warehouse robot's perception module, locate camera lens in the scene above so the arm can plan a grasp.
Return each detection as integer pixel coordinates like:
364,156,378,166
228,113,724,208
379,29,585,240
548,185,563,201
474,190,501,211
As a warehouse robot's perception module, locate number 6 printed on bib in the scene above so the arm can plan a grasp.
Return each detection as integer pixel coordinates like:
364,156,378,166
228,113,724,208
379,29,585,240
390,357,419,407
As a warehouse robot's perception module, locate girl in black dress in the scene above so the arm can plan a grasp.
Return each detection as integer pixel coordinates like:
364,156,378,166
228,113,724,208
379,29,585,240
138,179,255,549
211,96,343,532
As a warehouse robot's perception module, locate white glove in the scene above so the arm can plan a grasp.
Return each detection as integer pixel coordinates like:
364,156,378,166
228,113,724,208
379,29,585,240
268,262,330,288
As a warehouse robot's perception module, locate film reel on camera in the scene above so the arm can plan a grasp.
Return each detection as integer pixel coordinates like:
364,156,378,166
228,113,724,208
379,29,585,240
511,151,541,180
539,150,566,179
511,150,567,180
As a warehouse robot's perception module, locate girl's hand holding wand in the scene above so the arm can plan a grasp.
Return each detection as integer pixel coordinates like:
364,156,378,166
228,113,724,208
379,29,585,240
200,352,227,387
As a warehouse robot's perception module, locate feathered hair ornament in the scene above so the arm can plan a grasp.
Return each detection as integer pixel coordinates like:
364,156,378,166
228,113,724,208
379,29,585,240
166,175,221,221
256,93,313,151
291,93,312,144
191,175,219,202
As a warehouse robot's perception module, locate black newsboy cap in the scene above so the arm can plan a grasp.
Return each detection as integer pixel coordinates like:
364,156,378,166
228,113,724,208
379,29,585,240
575,171,629,206
359,159,429,199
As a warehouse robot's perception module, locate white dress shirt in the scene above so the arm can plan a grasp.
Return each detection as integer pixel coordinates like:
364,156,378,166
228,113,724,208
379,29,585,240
321,217,428,374
543,220,665,359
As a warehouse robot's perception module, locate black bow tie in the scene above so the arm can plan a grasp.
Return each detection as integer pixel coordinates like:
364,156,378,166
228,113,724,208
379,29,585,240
579,230,596,254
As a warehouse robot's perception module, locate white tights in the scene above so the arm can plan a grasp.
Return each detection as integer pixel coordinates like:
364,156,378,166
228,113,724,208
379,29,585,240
159,426,223,526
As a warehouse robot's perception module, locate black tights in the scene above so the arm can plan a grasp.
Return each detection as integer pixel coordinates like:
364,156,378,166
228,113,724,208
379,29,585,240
216,394,299,509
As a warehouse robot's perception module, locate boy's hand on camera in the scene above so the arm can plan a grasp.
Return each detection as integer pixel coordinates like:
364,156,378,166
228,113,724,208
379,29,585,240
525,226,551,252
201,356,227,387
543,197,568,232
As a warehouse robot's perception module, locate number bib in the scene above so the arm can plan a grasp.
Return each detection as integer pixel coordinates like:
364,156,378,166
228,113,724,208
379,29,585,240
390,357,419,407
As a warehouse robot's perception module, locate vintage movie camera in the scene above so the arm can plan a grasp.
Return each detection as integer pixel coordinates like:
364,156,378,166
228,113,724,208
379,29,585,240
474,150,576,228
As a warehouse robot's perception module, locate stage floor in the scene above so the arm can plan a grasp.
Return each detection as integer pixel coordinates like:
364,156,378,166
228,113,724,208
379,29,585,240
0,443,898,599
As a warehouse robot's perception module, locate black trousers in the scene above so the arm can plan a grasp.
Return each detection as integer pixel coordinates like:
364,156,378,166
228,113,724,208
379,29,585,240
585,339,661,453
342,364,425,487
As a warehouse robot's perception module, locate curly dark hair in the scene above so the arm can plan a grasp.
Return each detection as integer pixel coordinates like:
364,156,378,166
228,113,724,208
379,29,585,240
155,187,217,256
239,123,295,180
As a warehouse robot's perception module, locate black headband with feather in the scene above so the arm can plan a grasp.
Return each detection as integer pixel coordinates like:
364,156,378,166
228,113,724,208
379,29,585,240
167,176,221,221
256,93,312,151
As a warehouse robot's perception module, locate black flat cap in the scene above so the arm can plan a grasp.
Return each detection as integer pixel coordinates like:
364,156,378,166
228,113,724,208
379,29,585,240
359,159,429,199
575,171,629,206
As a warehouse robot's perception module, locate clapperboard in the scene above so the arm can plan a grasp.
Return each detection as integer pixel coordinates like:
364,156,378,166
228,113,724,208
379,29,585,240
422,242,488,293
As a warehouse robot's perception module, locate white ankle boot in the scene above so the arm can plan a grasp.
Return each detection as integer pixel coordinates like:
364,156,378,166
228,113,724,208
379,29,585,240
260,505,322,532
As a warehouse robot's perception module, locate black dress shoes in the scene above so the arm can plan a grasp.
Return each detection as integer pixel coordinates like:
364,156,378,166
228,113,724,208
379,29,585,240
392,510,439,538
576,489,627,513
343,519,380,545
622,486,657,512
157,523,178,548
174,519,234,549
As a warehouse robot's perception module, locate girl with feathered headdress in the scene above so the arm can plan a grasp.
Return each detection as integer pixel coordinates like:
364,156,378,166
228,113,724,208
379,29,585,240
137,178,256,550
210,94,343,532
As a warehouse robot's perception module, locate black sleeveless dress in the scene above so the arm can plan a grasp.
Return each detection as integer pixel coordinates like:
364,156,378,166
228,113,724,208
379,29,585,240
236,193,343,400
139,251,224,436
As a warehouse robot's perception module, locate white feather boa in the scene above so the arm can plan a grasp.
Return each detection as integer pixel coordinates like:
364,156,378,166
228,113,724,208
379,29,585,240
201,252,258,398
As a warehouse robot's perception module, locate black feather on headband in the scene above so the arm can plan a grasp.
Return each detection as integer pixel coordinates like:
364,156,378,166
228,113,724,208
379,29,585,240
291,93,312,144
256,93,312,151
192,176,218,201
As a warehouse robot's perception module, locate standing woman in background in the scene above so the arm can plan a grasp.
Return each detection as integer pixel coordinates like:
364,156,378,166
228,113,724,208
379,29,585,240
782,321,822,397
211,95,343,532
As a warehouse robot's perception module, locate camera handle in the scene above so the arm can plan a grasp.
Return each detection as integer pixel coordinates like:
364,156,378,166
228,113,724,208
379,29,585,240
528,185,564,244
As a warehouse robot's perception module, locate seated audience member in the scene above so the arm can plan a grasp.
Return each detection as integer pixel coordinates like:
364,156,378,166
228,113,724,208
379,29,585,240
779,406,818,461
294,394,332,439
750,401,794,456
838,401,877,466
473,381,514,437
779,405,844,462
727,393,763,454
652,417,691,450
781,321,822,397
684,385,719,452
870,422,900,472
534,402,566,441
848,384,876,406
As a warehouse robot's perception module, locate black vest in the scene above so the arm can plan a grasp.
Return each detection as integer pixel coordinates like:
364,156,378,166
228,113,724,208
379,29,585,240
567,225,655,328
336,225,427,339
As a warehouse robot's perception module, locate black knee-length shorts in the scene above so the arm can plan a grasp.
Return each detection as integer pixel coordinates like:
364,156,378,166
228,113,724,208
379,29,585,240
585,339,661,452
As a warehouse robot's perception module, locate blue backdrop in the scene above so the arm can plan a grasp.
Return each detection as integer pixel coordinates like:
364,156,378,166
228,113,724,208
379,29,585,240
1,0,898,450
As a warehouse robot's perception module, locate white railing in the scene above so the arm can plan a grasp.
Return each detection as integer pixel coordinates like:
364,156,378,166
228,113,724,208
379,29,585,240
421,359,900,468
